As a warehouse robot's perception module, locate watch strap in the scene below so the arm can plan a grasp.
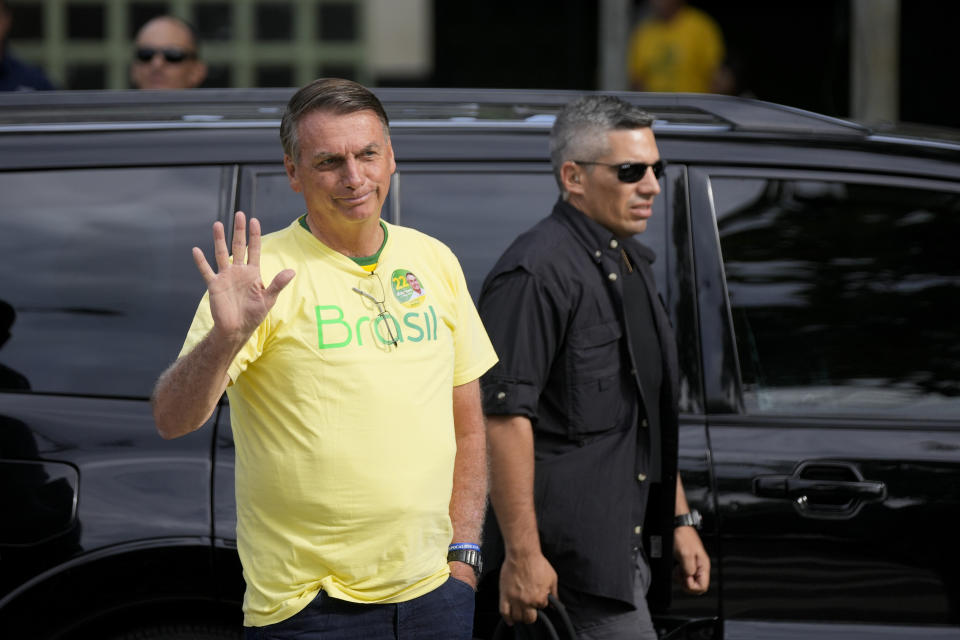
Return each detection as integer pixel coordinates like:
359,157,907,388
674,509,702,529
447,546,483,577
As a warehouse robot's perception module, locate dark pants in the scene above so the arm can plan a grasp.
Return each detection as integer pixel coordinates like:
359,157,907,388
245,577,476,640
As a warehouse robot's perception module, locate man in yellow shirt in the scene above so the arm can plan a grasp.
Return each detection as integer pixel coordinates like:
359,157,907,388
628,0,732,94
152,78,497,639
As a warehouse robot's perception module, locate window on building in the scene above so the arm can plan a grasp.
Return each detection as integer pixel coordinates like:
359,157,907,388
7,3,43,39
255,2,293,41
205,63,232,88
317,63,356,81
66,63,106,90
255,65,294,87
318,2,357,41
129,3,170,37
66,3,105,40
195,1,231,41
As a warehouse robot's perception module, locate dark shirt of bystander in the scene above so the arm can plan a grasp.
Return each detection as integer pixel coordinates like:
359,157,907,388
1,0,55,92
478,198,681,608
0,47,54,91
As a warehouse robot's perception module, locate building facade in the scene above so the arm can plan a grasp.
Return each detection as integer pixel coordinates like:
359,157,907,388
5,0,379,89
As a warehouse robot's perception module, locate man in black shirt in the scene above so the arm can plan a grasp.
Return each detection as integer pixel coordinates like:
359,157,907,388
478,95,709,639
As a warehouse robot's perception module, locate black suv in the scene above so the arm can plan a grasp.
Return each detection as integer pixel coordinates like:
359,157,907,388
1,89,959,640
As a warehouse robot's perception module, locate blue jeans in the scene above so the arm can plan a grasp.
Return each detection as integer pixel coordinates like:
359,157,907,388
244,576,476,640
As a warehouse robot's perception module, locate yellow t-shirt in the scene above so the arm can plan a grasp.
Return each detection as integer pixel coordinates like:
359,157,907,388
627,6,725,93
179,219,498,626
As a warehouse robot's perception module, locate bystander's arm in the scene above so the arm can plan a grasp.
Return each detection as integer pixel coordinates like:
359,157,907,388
673,474,710,594
487,414,557,625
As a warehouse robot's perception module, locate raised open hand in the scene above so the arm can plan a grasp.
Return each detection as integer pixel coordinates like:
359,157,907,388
192,212,295,345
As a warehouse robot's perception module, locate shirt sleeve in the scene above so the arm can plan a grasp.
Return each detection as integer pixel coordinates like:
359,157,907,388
478,268,567,420
446,250,499,387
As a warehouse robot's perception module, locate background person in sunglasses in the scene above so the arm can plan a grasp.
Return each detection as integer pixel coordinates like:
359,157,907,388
130,15,206,90
152,78,497,639
477,95,709,639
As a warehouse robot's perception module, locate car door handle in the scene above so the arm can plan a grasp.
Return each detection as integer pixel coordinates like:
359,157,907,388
753,461,886,519
754,475,886,501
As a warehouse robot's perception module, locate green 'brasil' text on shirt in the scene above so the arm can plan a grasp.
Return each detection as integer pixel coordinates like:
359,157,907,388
179,219,498,626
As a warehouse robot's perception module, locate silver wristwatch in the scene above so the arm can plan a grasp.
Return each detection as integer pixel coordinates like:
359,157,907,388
674,509,702,530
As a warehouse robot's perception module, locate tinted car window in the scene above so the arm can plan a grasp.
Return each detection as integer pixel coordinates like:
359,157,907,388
712,175,960,418
248,167,670,301
243,169,309,235
396,169,557,298
244,169,398,237
0,167,221,397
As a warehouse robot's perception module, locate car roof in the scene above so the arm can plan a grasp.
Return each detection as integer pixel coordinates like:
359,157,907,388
1,87,958,155
0,87,870,135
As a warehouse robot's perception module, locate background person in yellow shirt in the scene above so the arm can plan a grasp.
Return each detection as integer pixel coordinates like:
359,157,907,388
152,78,497,639
628,0,734,94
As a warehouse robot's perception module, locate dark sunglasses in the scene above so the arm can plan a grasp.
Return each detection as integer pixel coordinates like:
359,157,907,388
134,47,196,64
574,159,666,183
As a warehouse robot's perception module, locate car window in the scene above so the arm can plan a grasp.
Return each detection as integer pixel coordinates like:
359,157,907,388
245,167,670,302
396,168,557,299
242,169,397,236
242,170,309,235
0,167,221,397
396,167,669,301
244,167,559,299
712,175,960,418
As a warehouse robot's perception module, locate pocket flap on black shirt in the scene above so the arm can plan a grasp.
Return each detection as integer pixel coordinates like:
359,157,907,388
568,320,622,348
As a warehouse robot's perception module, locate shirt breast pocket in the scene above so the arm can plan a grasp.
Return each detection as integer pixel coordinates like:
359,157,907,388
565,321,627,438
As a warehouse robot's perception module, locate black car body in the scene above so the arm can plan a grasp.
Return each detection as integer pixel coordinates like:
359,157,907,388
1,89,959,640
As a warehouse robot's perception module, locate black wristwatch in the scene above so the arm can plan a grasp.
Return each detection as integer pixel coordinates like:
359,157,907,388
447,544,483,578
674,509,702,530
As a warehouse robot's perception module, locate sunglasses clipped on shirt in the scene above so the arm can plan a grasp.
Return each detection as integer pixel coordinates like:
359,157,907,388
134,47,196,64
351,272,400,349
574,159,666,183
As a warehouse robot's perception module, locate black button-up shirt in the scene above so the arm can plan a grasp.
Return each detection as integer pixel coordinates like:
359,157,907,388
478,199,679,608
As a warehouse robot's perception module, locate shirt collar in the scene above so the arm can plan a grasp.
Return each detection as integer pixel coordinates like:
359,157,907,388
551,198,657,265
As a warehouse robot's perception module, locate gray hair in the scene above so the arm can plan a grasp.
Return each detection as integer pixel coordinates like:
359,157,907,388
280,78,390,162
549,95,655,195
